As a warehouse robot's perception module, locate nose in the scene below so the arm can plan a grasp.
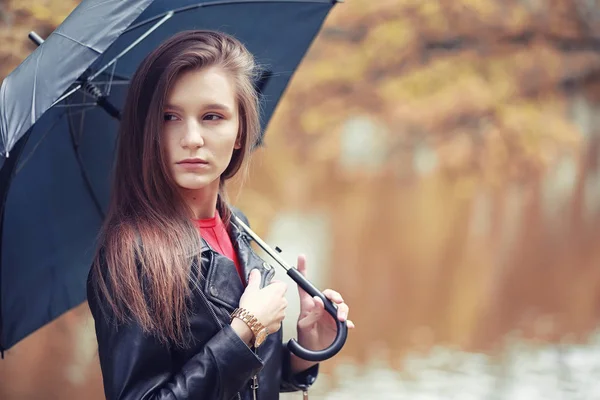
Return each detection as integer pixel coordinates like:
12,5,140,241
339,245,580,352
181,120,205,149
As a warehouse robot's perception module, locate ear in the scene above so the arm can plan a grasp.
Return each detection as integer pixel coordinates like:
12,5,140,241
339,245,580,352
234,134,242,150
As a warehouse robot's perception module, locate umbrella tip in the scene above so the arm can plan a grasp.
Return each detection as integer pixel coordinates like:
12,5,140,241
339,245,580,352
28,31,44,47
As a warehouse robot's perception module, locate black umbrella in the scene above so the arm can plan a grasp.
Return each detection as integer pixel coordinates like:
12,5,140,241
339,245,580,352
0,0,346,360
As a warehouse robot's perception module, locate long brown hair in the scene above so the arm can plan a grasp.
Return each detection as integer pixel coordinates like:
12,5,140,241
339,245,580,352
89,30,261,346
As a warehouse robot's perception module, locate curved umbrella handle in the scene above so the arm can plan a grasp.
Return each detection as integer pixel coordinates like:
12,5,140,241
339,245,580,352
231,214,348,362
286,267,348,362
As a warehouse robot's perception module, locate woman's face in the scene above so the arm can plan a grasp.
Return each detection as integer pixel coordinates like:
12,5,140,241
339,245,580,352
162,66,240,192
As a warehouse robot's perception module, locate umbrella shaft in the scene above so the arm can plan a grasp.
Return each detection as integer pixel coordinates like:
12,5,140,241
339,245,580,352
233,215,290,272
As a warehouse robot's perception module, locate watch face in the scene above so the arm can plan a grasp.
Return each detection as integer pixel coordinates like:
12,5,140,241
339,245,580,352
255,329,268,347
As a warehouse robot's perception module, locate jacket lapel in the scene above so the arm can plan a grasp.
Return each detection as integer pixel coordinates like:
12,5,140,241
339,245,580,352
200,238,242,312
229,216,275,289
200,218,274,315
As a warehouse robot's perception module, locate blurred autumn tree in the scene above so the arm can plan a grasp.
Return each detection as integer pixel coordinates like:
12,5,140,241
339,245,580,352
0,0,78,78
264,0,600,187
237,0,600,365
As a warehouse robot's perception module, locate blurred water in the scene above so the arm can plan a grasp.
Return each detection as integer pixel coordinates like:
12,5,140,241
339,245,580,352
280,331,600,400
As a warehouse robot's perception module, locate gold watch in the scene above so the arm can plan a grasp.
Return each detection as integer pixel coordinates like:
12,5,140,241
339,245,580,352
231,308,269,348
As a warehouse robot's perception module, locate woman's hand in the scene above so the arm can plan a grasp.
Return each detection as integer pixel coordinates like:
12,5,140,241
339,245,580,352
291,254,355,373
233,269,288,344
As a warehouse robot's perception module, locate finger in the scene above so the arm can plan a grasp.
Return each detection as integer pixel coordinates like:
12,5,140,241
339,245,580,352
279,282,289,295
346,320,355,329
266,280,288,296
281,297,288,313
270,279,287,291
336,302,349,322
298,295,317,317
295,254,312,302
323,289,344,304
296,254,307,276
297,296,326,329
298,297,325,328
247,268,262,288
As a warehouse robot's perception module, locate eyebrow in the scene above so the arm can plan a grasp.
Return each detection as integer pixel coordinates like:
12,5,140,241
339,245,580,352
164,103,233,113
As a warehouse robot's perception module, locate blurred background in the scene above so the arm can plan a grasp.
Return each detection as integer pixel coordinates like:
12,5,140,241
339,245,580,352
3,0,600,398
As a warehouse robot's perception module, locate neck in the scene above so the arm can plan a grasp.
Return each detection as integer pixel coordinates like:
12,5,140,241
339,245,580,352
180,179,221,220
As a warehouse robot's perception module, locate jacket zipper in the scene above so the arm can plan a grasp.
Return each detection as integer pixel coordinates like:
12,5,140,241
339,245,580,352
251,347,259,400
251,375,259,400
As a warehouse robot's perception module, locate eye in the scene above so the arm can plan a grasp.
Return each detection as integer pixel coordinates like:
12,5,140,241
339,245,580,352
164,113,179,122
203,114,223,121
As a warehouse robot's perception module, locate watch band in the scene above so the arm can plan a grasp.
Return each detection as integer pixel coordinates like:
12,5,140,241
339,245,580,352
231,308,268,347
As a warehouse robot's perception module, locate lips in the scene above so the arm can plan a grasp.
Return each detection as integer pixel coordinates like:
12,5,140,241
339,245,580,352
177,158,208,165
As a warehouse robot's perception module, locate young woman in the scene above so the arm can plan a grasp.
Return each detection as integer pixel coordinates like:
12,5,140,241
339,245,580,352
87,30,354,400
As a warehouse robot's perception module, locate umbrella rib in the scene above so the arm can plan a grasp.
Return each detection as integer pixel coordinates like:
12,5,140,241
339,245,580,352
106,61,117,96
54,103,100,108
76,100,87,144
0,83,7,154
52,32,102,55
88,11,175,81
65,106,106,219
29,43,43,142
14,107,95,175
125,0,337,33
14,115,65,175
90,80,130,85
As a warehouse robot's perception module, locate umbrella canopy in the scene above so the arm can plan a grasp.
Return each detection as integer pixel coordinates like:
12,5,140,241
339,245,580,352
0,0,153,157
0,0,338,353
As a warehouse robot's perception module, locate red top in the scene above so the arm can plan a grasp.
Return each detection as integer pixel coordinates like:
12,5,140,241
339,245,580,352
194,213,245,285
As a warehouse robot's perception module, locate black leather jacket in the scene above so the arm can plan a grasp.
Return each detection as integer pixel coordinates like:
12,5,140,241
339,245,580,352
87,209,319,400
